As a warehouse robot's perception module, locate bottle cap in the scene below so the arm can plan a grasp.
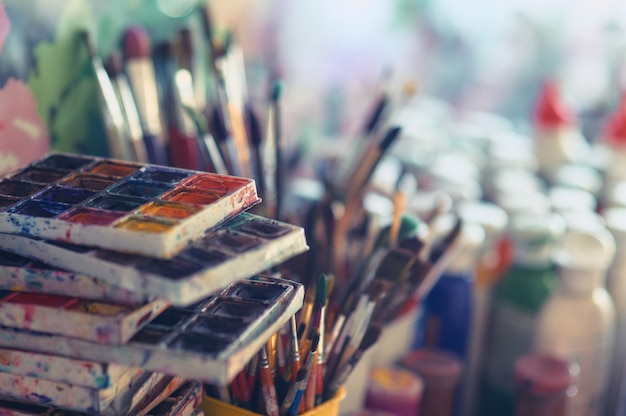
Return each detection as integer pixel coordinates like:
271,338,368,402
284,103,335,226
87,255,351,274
365,367,424,413
604,97,626,147
515,353,576,396
555,227,615,293
401,348,463,389
605,181,626,209
551,164,602,197
496,191,552,219
548,186,596,214
488,169,546,201
555,227,615,272
533,81,574,129
508,213,566,266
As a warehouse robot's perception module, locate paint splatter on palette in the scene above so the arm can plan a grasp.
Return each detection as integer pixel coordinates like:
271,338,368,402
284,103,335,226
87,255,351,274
0,348,129,388
0,276,304,385
0,249,151,305
0,367,146,413
0,153,260,259
0,213,308,306
0,290,168,344
0,373,192,415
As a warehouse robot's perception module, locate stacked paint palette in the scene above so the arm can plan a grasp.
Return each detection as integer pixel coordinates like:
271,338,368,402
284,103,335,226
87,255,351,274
0,153,309,415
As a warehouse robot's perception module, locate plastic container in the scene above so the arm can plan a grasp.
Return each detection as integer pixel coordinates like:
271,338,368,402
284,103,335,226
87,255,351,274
514,354,576,416
457,201,508,416
401,348,463,416
534,227,616,416
198,387,346,416
605,208,626,416
365,367,424,416
480,213,565,416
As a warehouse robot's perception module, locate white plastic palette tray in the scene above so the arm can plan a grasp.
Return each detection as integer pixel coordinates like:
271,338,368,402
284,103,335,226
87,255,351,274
0,213,308,306
0,276,304,385
0,153,260,258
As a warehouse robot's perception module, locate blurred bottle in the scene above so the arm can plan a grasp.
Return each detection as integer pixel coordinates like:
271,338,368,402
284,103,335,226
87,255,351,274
532,81,589,181
401,348,463,416
457,201,508,416
533,227,616,416
480,213,565,416
514,353,576,416
364,367,424,416
413,220,484,416
603,208,626,416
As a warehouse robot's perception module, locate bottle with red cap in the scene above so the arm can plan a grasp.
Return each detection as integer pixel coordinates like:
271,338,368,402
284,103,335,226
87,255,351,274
532,81,589,180
514,353,577,416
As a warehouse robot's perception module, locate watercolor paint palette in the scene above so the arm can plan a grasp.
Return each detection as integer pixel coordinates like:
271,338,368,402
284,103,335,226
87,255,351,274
0,276,303,385
0,153,260,258
0,249,151,304
0,367,146,413
0,347,129,388
0,213,308,306
0,374,191,415
0,290,168,344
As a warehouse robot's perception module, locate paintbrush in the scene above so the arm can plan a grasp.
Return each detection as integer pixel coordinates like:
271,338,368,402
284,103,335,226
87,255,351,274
337,71,393,186
104,51,149,163
163,37,202,170
264,80,285,220
81,31,132,161
247,102,266,196
325,279,386,384
288,333,319,416
375,258,431,323
389,190,408,246
259,345,280,416
209,103,238,175
123,26,169,166
333,279,387,376
313,274,328,406
181,103,228,174
346,126,403,201
416,217,464,300
324,323,382,401
281,333,319,416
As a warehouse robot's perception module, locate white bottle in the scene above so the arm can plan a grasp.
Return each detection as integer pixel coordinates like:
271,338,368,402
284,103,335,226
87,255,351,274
533,227,616,416
603,208,626,416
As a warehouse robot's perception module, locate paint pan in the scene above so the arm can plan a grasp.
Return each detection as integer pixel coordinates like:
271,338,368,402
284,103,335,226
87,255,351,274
0,347,129,388
145,382,203,416
0,213,308,306
0,290,168,344
0,152,260,258
0,276,304,385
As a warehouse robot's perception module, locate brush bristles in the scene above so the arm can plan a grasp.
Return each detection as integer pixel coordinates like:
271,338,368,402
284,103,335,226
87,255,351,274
272,80,284,102
359,324,382,351
366,279,389,302
314,274,328,306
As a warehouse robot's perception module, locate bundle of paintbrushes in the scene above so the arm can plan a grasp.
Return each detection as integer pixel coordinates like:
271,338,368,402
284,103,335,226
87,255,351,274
83,4,291,223
201,210,463,415
0,152,310,414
